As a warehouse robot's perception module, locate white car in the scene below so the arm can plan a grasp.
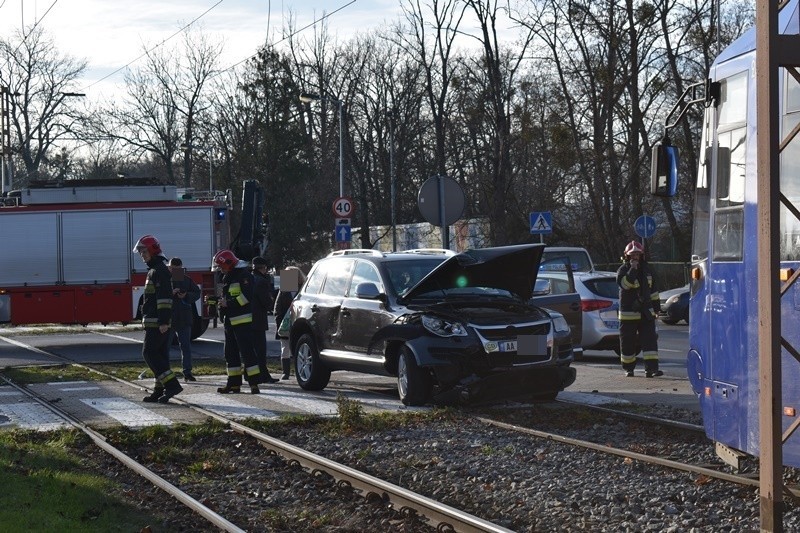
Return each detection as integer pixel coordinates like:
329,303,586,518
534,270,620,355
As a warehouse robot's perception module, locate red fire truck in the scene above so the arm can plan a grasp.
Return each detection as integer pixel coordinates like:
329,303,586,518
0,179,267,338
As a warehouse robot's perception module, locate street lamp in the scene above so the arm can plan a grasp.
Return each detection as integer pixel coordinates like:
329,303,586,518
181,143,212,192
299,92,344,198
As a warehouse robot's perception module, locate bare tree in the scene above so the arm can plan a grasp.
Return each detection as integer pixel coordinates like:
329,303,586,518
89,29,222,185
0,26,87,186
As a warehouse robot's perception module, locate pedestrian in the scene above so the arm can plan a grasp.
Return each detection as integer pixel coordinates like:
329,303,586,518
133,235,183,403
167,257,201,382
251,256,279,383
274,266,306,380
213,249,264,394
616,240,663,378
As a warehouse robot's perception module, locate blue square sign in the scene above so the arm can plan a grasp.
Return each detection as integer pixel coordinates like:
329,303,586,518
530,211,552,234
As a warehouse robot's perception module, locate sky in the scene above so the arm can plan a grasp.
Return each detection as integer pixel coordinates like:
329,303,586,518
0,0,404,102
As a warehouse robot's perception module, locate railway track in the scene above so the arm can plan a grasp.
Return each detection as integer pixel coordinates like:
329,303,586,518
0,345,511,532
4,333,800,529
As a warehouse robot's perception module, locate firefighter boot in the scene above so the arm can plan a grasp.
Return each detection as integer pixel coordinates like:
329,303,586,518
622,362,636,378
217,376,242,394
158,377,183,403
645,361,663,378
143,388,164,403
281,358,291,380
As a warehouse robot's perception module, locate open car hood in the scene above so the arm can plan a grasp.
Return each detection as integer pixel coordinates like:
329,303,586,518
399,243,545,303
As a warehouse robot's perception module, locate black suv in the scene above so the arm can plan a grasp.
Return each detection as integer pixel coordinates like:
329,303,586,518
287,244,576,406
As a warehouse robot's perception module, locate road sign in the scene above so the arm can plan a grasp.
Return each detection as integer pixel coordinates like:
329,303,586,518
335,224,351,242
335,218,351,226
417,176,465,226
332,197,354,218
634,215,656,239
529,211,553,234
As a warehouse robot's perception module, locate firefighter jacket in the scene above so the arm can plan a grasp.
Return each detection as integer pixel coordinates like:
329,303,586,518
142,255,173,328
617,260,660,321
222,267,254,327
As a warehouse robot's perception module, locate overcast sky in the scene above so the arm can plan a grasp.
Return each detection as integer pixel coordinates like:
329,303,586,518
0,0,403,101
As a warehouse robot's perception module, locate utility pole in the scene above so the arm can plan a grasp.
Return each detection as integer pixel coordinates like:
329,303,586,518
1,86,11,195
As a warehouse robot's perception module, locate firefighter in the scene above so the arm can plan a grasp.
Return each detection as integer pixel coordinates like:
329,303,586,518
616,240,663,378
133,235,183,403
213,249,263,394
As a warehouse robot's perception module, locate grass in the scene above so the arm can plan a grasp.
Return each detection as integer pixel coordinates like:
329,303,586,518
0,429,174,531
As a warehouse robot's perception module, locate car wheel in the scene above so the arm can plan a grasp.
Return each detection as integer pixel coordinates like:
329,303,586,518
683,312,690,325
661,318,678,325
397,346,432,406
295,333,331,391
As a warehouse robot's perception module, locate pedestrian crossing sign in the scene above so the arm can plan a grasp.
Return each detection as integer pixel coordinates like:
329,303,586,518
529,211,553,234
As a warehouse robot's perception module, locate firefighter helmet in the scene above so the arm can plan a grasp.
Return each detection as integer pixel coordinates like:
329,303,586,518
623,240,645,258
213,249,239,272
133,235,161,255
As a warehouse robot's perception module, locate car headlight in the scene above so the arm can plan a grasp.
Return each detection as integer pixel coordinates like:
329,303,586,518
666,295,679,304
422,315,468,337
551,314,570,334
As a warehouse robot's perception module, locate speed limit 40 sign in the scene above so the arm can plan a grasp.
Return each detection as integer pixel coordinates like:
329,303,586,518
332,196,354,218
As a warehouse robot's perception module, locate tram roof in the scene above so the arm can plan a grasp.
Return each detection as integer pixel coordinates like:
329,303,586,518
714,0,800,66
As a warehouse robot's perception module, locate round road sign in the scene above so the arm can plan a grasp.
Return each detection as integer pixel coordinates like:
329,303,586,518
332,196,354,218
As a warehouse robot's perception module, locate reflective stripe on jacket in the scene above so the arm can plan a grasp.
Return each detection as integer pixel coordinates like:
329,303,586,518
616,261,660,321
222,267,254,327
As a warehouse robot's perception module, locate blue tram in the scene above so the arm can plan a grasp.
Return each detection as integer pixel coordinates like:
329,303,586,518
654,0,800,467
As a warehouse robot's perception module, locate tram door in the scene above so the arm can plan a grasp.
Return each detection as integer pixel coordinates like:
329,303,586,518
706,66,750,447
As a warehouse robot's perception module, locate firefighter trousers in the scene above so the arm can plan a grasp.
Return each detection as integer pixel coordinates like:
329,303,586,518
619,317,659,372
223,324,261,386
142,327,178,389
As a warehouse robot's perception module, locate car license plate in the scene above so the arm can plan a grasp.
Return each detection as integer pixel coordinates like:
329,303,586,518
499,340,517,352
604,320,620,329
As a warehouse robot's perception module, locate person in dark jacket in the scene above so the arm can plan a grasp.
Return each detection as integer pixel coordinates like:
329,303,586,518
273,266,306,380
251,256,279,383
133,235,182,403
168,257,201,382
213,249,263,394
616,240,662,378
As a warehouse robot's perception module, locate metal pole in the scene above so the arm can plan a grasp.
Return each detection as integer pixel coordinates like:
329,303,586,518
209,154,213,193
338,99,344,197
390,111,396,252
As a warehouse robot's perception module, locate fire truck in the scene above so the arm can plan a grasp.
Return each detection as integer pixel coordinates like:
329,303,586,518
0,178,267,338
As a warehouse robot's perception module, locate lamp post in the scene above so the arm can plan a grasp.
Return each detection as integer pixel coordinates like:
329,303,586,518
180,143,212,192
299,92,344,198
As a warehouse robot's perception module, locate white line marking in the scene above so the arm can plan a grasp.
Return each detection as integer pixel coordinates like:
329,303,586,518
79,397,172,427
95,332,142,343
0,402,70,430
183,392,278,420
60,387,101,392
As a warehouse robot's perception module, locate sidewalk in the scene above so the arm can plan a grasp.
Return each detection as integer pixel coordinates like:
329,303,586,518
562,364,699,413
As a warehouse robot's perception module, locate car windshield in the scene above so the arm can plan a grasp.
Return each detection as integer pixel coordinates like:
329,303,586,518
384,259,447,296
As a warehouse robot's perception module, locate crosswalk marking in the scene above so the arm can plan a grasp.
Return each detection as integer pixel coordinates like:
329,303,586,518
80,398,172,427
0,402,71,430
61,386,101,392
0,391,24,397
183,392,279,420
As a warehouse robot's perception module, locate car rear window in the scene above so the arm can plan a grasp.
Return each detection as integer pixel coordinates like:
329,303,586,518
584,277,618,298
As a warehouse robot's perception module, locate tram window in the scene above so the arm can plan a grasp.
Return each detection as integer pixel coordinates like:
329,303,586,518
786,67,800,113
713,210,743,261
718,72,748,127
716,129,746,207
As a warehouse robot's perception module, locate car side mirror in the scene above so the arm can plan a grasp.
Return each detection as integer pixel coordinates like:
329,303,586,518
532,279,551,296
355,282,386,302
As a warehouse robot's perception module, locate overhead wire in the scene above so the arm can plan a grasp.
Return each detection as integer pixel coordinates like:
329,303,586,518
81,0,224,91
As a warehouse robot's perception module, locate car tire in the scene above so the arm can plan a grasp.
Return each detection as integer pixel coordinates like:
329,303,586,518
295,333,331,391
661,318,678,325
397,346,432,406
